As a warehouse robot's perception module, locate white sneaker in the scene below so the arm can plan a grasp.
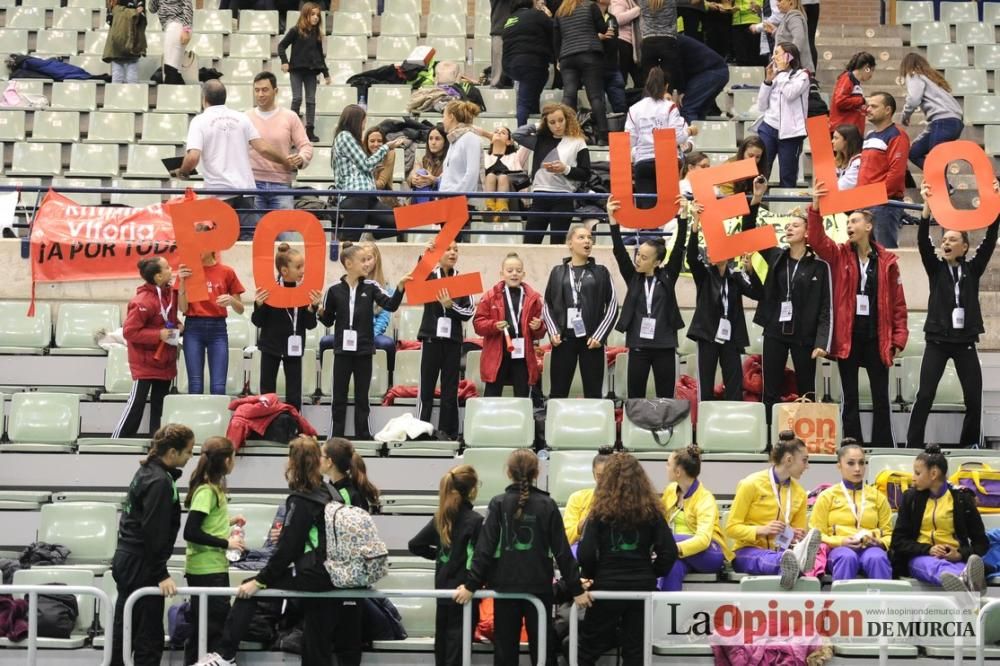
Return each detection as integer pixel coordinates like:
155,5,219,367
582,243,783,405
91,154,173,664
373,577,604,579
962,554,987,595
779,550,800,590
941,572,966,593
193,653,236,666
792,528,822,573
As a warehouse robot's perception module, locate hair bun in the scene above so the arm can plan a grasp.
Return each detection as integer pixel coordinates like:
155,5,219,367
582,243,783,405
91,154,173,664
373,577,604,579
687,444,702,460
839,437,859,448
777,430,796,441
924,443,942,455
341,241,354,249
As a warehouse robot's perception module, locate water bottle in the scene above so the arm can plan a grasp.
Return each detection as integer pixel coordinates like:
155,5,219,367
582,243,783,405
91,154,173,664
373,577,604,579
226,525,244,562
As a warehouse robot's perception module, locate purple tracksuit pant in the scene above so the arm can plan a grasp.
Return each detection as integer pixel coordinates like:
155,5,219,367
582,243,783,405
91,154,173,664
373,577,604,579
658,535,726,591
908,555,965,585
732,546,785,575
826,545,892,581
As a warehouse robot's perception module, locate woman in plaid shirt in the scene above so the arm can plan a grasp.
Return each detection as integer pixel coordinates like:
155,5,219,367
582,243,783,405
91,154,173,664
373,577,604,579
332,104,405,241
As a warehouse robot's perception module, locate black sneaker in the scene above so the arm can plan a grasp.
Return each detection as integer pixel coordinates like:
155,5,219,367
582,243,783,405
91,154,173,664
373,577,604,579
306,126,320,143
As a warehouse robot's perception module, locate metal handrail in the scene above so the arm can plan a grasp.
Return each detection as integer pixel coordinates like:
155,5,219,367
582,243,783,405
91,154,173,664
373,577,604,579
0,583,113,666
568,589,969,666
122,586,547,666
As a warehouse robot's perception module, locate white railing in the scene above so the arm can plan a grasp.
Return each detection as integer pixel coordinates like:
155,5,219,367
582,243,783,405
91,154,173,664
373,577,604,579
977,597,1000,666
568,590,970,666
0,583,113,666
123,586,548,666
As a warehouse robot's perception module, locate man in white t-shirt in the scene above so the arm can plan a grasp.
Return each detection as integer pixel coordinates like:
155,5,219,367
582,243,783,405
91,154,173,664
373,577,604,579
172,79,292,239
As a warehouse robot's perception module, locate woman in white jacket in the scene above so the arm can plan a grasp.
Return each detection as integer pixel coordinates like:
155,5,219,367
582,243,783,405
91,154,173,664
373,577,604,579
625,67,696,210
756,42,809,188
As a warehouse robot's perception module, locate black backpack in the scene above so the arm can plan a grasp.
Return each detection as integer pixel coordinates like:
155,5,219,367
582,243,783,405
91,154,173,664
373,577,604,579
624,398,691,447
33,588,78,639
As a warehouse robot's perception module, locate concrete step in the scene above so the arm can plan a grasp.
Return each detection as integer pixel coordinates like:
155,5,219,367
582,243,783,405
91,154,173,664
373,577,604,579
816,25,909,41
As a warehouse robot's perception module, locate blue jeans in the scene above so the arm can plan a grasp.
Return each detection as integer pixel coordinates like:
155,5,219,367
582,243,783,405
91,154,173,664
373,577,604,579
183,317,229,395
908,117,963,170
255,180,296,240
604,67,627,114
758,121,804,188
508,62,548,128
870,202,904,249
681,66,730,122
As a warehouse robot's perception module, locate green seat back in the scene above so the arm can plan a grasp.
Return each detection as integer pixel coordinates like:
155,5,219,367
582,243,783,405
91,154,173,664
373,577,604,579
462,448,517,501
696,401,766,453
161,394,232,444
39,502,118,564
463,398,534,448
548,451,595,506
13,569,95,634
177,347,246,396
249,348,317,396
55,303,120,349
375,569,436,637
866,453,917,485
9,392,80,444
227,503,280,551
394,349,422,386
545,399,615,450
830,579,913,593
739,576,820,592
105,346,133,393
0,300,50,348
395,306,423,341
621,411,693,452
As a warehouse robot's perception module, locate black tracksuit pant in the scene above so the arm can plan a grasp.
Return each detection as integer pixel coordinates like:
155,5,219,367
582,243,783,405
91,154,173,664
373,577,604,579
484,356,531,397
113,379,171,438
525,195,575,246
578,597,646,666
628,347,676,398
434,599,476,666
906,340,982,448
762,336,817,423
332,352,374,439
838,331,894,447
697,340,742,401
550,336,605,399
419,340,462,438
259,351,303,411
184,571,230,665
493,594,554,666
110,550,166,666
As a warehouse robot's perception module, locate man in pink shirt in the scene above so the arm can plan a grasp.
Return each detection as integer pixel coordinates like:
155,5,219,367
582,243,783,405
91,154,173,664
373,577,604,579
248,71,314,221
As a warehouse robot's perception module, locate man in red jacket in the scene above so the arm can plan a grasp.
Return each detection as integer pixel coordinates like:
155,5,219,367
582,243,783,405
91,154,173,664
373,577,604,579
807,181,908,447
857,92,911,249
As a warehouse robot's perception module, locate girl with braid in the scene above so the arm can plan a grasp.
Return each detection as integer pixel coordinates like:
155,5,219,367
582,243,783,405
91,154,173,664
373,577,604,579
454,449,591,666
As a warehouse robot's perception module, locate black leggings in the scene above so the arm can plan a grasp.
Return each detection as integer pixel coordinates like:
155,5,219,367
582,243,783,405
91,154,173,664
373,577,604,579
559,51,608,137
697,339,742,401
762,336,817,422
331,352,373,439
419,340,462,438
338,195,398,241
617,40,640,88
113,378,171,438
578,598,646,666
259,351,304,411
550,336,605,399
838,333,893,447
906,340,982,448
493,595,554,666
484,356,531,397
110,550,166,666
435,600,474,666
525,194,575,245
184,571,229,665
804,3,820,75
628,347,676,398
639,36,681,92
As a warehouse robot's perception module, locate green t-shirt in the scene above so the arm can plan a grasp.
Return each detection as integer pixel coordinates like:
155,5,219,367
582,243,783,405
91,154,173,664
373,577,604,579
185,484,230,575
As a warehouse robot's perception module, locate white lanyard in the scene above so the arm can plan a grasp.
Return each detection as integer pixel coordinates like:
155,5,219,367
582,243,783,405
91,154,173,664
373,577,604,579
784,258,800,300
951,264,962,307
347,282,358,330
277,280,298,331
858,256,870,294
643,277,656,316
720,277,729,319
504,286,522,337
568,266,585,308
156,286,172,322
769,467,792,524
839,482,867,530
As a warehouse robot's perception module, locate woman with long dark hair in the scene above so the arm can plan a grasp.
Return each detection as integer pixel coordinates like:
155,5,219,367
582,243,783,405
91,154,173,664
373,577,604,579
332,104,405,241
900,51,964,170
830,51,875,135
832,123,863,190
757,42,809,187
720,135,765,196
407,123,449,204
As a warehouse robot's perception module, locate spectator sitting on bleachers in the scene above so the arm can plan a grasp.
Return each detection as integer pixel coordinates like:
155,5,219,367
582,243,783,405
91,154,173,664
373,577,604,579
172,79,295,240
365,126,401,208
438,101,485,197
149,0,192,84
104,0,146,84
562,448,612,546
725,432,822,590
659,446,730,591
407,123,449,204
888,444,988,595
900,52,964,173
808,439,893,582
829,51,875,137
483,127,525,220
674,34,730,122
856,91,910,249
832,123,863,190
719,134,766,196
277,2,331,143
248,72,313,223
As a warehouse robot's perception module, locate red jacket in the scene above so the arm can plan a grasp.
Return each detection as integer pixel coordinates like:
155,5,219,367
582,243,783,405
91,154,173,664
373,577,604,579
857,122,910,199
806,208,907,367
226,393,317,450
122,283,179,381
473,281,547,386
829,70,866,136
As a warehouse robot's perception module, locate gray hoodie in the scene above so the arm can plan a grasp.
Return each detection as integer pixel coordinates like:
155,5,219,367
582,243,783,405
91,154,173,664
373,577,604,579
902,73,963,124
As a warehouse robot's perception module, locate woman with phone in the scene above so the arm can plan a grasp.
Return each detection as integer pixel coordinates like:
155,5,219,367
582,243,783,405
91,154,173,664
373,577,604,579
757,42,810,188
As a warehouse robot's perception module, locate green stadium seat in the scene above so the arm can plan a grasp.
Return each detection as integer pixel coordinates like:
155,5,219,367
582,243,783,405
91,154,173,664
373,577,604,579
611,352,654,399
52,177,102,204
189,32,224,59
332,10,372,35
460,447,517,503
900,311,927,357
228,503,279,550
390,349,421,390
426,13,465,37
35,29,80,56
0,300,50,353
328,59,363,85
691,120,737,152
541,351,608,398
427,37,465,61
739,575,820,592
548,450,596,506
472,35,491,63
176,347,247,396
103,83,150,112
0,489,51,510
927,43,969,68
216,58,264,83
248,347,318,396
376,33,418,60
480,88,517,117
429,0,466,14
865,453,916,485
69,143,120,178
296,146,333,180
82,29,107,54
316,85,357,115
988,3,1000,26
986,124,1000,154
380,494,438,513
194,9,233,33
161,394,233,444
85,111,135,144
975,43,1000,69
373,569,436,650
226,311,253,349
463,397,534,448
340,0,374,13
960,94,1000,124
229,33,271,58
474,15,490,36
0,29,29,54
110,179,163,207
940,1,979,23
39,501,118,571
957,22,995,45
384,0,420,15
946,67,988,94
393,306,423,341
545,398,616,450
378,14,419,37
897,356,966,408
697,401,767,453
5,7,46,30
70,54,111,76
621,410,694,456
10,142,62,176
2,392,81,452
897,1,934,24
327,34,368,60
140,112,189,145
102,345,133,398
125,144,176,179
0,569,95,649
828,579,920,657
239,9,279,33
319,348,390,401
50,81,98,112
744,311,764,354
155,84,203,113
909,21,951,45
30,111,81,143
367,85,410,116
52,302,119,353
